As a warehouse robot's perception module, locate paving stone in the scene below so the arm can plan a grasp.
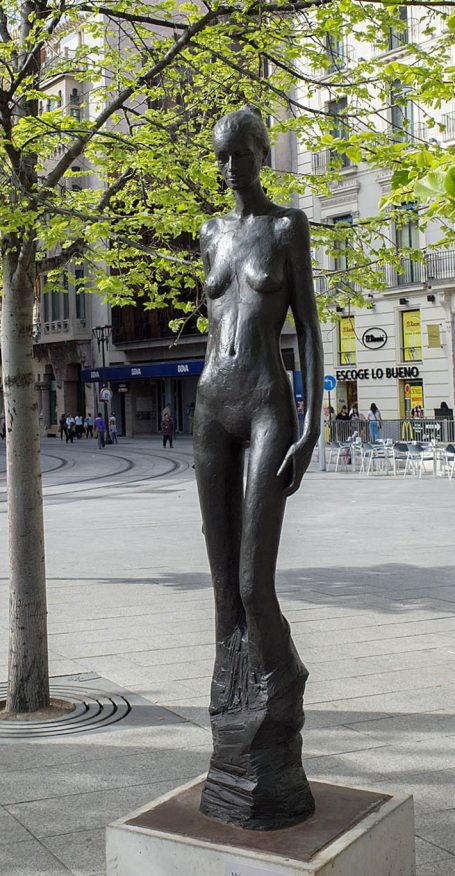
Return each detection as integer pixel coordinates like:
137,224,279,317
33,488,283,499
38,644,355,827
0,805,34,844
5,779,197,838
415,835,454,866
0,839,71,874
416,858,455,875
41,829,106,876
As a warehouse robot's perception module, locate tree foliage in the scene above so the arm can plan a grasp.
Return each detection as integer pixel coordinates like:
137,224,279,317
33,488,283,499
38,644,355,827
0,0,454,327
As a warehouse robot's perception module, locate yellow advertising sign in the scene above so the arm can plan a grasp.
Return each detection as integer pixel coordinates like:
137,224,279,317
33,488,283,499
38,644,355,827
427,324,441,348
402,310,422,361
410,384,424,410
339,317,356,365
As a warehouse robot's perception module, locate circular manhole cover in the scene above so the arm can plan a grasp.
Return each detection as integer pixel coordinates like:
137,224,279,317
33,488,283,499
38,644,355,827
0,683,131,738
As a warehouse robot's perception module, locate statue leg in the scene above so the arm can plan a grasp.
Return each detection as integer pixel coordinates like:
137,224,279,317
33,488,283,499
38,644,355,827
193,414,245,643
200,414,314,829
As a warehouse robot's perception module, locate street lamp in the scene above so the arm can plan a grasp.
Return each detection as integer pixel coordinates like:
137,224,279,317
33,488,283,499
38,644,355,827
92,324,112,444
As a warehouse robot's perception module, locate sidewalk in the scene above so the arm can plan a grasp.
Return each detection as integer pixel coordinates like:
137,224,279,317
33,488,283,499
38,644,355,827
0,438,454,874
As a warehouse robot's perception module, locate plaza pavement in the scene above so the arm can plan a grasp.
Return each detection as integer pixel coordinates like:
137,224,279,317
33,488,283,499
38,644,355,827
0,435,454,875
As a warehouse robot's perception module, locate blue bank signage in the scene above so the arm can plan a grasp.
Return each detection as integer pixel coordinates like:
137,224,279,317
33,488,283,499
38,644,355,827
81,359,205,382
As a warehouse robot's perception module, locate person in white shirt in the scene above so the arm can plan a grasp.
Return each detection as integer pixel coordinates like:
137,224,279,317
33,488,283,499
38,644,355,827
367,403,382,442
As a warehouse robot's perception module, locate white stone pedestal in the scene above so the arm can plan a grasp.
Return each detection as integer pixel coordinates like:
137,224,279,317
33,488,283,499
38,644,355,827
106,775,415,876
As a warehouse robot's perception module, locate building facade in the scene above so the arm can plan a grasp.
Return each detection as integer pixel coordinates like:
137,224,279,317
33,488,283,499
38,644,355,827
295,7,455,420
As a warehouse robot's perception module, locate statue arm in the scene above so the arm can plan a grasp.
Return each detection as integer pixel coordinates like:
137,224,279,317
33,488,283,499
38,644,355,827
277,211,324,496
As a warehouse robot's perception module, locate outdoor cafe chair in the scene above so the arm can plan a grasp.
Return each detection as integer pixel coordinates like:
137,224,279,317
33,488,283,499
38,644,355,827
359,442,391,475
440,443,455,480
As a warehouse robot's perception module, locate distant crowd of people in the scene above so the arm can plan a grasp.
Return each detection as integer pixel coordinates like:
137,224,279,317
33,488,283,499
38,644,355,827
58,412,118,448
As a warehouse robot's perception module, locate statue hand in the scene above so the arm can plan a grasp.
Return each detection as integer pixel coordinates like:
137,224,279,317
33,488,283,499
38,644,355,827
276,436,317,497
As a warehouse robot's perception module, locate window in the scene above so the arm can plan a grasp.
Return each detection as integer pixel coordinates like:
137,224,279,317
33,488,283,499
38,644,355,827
62,272,69,320
389,6,409,50
51,291,60,322
391,80,415,142
43,289,49,323
327,98,351,167
401,310,422,361
395,208,421,284
70,88,81,122
339,316,356,365
75,268,86,320
325,34,347,73
333,214,353,273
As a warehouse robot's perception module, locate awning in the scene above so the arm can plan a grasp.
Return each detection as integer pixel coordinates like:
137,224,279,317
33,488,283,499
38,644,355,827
81,359,204,383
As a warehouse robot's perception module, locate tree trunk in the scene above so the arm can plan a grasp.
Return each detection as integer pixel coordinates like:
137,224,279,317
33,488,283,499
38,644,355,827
2,243,50,713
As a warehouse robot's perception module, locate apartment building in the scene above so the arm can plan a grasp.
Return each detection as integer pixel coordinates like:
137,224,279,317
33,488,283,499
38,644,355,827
296,7,455,420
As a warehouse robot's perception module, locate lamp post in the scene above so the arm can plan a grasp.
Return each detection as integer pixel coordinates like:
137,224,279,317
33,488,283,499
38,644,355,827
92,324,112,444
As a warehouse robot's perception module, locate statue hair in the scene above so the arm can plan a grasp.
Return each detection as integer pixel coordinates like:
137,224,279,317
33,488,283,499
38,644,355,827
213,105,270,157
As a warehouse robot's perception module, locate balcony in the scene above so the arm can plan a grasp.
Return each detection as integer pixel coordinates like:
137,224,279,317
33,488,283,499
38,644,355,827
42,320,70,336
314,45,355,78
312,150,352,175
441,111,455,142
373,17,420,55
383,260,424,288
426,249,455,281
313,249,455,300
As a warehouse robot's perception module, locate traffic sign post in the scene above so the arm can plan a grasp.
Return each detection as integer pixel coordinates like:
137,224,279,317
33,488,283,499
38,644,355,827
324,375,337,392
319,376,336,472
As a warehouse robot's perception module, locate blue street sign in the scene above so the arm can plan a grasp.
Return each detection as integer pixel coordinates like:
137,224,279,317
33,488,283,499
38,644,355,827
324,374,337,391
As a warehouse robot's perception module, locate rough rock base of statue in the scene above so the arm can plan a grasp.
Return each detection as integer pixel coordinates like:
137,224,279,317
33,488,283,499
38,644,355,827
200,626,315,830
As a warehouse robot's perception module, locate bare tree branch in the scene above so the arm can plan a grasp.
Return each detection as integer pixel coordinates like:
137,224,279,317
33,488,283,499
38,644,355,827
79,5,189,31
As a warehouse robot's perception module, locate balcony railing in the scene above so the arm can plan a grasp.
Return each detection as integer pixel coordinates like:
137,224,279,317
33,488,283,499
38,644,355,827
42,320,70,335
390,120,428,144
313,249,455,298
312,150,352,174
441,111,455,142
426,249,455,281
320,45,355,76
373,17,420,55
383,260,424,287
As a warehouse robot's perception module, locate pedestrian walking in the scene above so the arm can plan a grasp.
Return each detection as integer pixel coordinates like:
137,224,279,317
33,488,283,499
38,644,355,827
367,402,382,442
65,415,75,443
94,412,106,448
84,413,94,438
58,413,67,441
75,414,84,439
109,413,118,444
161,413,174,448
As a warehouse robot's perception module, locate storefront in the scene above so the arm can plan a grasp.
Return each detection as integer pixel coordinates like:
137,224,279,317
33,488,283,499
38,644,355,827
322,295,453,420
81,359,204,436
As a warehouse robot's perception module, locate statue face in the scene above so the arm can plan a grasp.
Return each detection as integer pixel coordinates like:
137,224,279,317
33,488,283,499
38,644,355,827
214,129,265,191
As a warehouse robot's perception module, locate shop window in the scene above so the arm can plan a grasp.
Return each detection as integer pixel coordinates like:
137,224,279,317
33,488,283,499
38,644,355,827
401,309,422,361
338,316,356,364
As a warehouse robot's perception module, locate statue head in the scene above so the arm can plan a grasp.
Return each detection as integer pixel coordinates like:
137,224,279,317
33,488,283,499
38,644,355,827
212,106,270,191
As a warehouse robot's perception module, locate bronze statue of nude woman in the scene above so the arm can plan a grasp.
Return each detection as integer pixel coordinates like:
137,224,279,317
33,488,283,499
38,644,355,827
193,106,324,831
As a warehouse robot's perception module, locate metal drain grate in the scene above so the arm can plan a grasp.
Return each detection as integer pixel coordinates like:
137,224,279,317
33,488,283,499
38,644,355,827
0,682,132,738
